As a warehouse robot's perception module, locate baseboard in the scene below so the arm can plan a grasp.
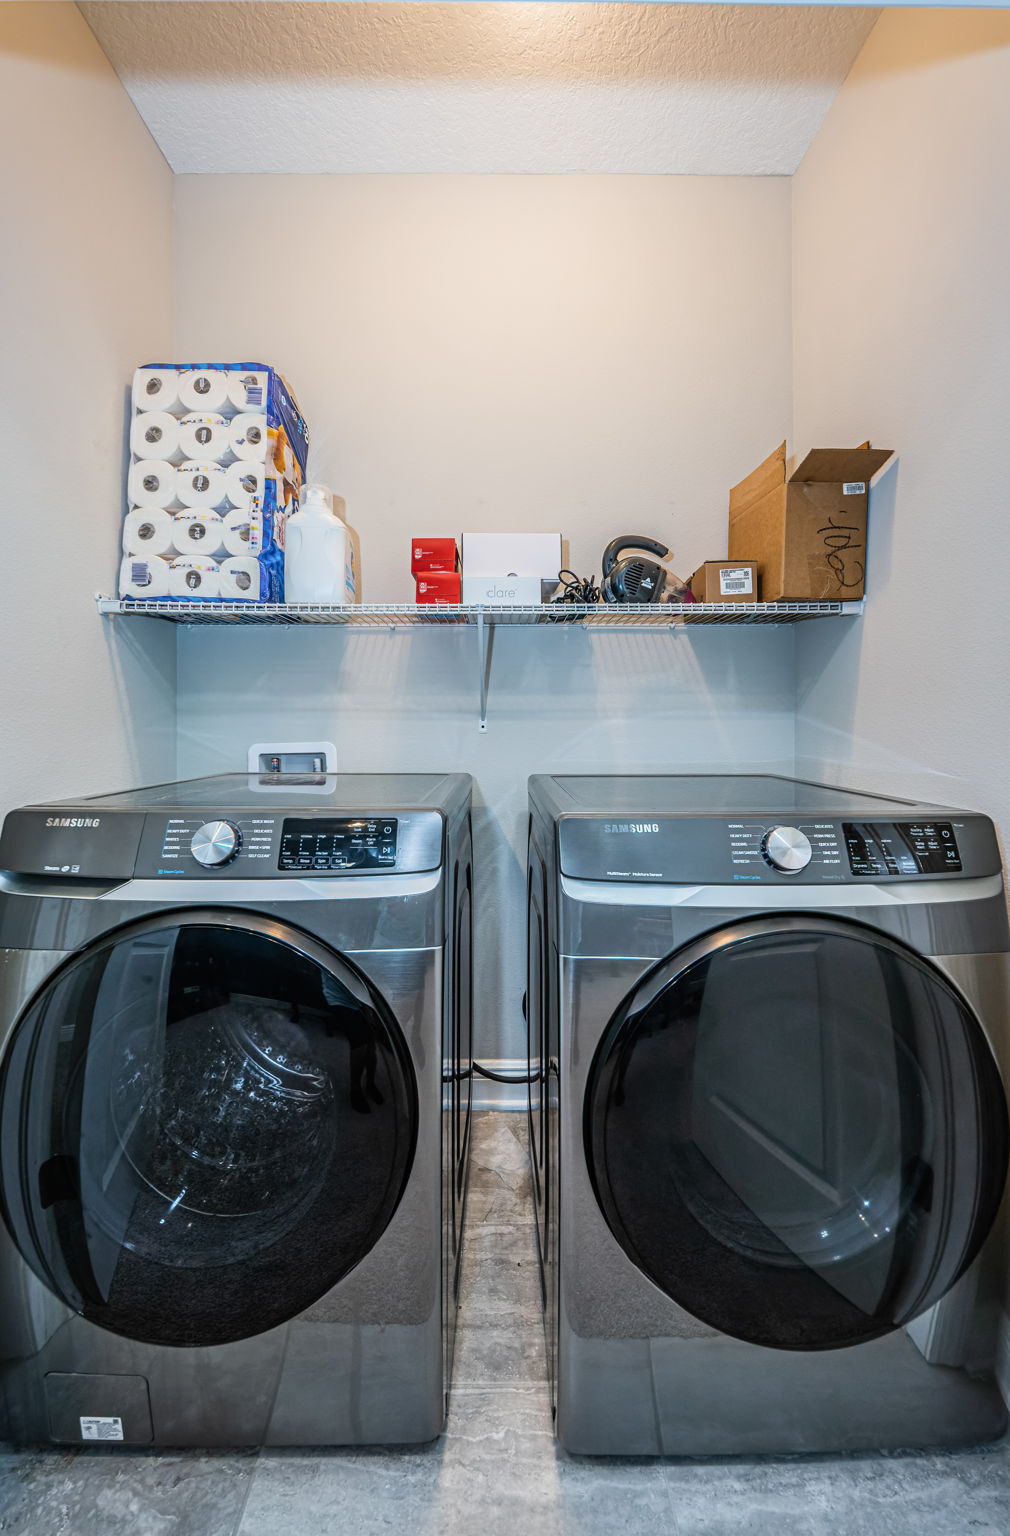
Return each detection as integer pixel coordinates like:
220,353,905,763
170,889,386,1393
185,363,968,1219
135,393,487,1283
996,1309,1010,1407
470,1059,528,1111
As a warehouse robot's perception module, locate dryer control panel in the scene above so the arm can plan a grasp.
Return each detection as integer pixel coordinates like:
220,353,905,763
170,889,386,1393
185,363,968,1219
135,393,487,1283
558,813,998,885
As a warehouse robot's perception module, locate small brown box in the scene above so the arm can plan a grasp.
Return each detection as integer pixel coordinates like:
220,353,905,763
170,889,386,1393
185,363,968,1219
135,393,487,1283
691,560,759,604
728,443,893,602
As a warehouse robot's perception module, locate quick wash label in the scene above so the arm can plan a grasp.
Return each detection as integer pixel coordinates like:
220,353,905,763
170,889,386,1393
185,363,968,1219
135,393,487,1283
80,1416,124,1441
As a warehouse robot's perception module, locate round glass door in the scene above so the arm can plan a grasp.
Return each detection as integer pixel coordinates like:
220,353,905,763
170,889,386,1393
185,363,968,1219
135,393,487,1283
585,915,1008,1351
0,912,416,1347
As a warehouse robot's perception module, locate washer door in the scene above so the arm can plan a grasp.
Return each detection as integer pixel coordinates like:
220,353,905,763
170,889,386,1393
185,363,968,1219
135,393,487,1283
585,914,1008,1351
0,911,417,1347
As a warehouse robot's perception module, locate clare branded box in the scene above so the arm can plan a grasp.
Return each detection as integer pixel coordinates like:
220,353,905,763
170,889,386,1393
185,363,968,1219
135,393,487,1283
728,443,893,602
411,538,459,574
460,532,561,605
690,560,759,604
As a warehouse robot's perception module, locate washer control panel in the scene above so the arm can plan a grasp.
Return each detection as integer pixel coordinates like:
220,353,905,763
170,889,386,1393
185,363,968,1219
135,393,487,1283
138,809,439,878
278,817,397,872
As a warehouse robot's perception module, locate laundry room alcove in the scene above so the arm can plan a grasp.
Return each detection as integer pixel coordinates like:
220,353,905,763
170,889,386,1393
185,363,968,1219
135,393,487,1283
6,0,1010,1090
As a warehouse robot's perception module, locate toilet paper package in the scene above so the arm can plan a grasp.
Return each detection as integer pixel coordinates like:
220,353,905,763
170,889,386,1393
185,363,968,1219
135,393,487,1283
123,361,308,602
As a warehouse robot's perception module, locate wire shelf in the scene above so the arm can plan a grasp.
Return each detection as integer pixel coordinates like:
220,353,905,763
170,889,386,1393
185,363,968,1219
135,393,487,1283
96,598,862,627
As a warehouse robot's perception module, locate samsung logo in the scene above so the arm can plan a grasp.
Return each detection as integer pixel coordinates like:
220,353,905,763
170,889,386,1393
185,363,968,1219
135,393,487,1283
603,822,660,835
45,817,101,829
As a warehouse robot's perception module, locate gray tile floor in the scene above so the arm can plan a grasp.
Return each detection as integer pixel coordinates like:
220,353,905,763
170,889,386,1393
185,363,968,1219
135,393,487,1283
1,1112,1008,1534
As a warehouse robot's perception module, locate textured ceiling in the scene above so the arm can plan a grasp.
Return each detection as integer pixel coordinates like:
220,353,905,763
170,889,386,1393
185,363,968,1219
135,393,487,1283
78,3,880,174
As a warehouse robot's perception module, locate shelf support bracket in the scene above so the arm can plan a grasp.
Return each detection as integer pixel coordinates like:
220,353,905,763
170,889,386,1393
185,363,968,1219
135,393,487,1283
476,608,494,731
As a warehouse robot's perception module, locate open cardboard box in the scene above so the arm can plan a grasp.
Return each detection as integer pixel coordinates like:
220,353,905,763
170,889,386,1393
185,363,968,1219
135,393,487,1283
729,443,893,602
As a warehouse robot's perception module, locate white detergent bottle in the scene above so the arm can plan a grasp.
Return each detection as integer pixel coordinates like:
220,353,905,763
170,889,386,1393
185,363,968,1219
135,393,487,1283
284,484,357,604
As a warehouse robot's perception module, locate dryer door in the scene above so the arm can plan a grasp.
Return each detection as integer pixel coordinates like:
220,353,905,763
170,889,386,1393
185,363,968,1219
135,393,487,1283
585,914,1009,1351
0,911,417,1347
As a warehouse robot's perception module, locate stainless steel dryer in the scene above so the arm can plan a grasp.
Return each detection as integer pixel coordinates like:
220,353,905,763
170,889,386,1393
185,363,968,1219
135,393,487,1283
526,773,1010,1455
0,772,472,1447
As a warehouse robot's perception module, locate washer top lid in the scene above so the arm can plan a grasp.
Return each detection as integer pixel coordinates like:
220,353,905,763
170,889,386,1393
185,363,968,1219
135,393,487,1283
24,772,471,816
532,773,972,820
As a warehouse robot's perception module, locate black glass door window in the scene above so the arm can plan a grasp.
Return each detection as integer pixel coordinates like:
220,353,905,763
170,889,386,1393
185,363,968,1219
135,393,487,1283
585,915,1008,1351
0,913,416,1347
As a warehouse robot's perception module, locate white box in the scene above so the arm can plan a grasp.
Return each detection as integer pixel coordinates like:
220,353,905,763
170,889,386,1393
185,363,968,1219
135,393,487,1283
462,574,547,605
461,532,561,578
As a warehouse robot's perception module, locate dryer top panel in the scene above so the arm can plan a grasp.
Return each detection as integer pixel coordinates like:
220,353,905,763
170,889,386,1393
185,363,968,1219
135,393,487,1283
532,774,962,819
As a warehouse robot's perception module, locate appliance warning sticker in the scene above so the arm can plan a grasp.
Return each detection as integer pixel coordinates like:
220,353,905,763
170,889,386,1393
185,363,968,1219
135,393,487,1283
80,1416,124,1441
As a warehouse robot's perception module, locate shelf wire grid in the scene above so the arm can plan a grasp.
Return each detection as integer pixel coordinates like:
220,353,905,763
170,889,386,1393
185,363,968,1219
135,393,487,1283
96,599,861,628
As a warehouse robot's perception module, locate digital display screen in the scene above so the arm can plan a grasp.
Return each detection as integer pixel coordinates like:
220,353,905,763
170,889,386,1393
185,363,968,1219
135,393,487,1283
279,817,397,871
843,821,961,877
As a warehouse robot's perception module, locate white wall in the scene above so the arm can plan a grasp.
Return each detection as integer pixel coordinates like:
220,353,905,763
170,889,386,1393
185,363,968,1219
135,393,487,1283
173,173,796,1063
792,11,1010,839
0,3,177,813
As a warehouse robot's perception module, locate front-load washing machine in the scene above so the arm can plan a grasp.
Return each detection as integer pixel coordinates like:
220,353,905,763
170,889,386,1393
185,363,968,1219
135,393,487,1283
526,773,1010,1455
0,772,473,1446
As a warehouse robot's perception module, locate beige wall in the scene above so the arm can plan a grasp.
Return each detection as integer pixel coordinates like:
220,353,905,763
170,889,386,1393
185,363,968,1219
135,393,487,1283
174,173,792,600
0,3,176,813
793,11,1010,827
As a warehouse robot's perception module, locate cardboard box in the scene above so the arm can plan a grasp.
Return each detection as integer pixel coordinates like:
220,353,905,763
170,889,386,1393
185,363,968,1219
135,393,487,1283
691,560,759,604
461,532,562,579
411,538,459,575
415,572,461,604
728,443,893,602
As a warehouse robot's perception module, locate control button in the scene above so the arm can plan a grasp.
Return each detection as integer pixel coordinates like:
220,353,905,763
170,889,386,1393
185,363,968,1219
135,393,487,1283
762,826,813,873
190,820,241,867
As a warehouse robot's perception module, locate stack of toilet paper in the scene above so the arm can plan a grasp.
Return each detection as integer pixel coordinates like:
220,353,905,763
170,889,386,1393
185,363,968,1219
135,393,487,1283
120,363,309,602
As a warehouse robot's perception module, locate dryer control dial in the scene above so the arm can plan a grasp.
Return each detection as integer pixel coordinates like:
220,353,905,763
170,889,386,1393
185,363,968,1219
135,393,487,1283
190,820,241,867
762,826,812,873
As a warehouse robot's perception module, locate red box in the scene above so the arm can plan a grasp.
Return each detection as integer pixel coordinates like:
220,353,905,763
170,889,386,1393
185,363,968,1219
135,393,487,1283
411,537,459,575
415,572,461,604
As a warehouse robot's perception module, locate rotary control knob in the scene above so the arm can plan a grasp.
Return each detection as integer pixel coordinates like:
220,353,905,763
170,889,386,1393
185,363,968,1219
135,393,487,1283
190,820,241,867
762,826,812,873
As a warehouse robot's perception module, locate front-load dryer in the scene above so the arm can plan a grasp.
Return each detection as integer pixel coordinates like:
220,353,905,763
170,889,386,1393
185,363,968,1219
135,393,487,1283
0,772,473,1446
526,773,1010,1455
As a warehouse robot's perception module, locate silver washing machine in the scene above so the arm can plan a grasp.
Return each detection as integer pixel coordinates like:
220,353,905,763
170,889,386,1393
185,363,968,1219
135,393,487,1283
526,773,1010,1455
0,772,473,1447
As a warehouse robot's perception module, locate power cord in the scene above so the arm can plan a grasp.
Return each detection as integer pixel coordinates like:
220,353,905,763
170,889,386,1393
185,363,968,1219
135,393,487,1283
550,569,601,606
472,1061,537,1085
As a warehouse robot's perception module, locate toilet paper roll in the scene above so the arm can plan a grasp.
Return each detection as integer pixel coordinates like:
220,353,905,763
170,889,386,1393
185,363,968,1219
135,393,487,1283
177,461,228,509
120,554,171,599
219,556,261,599
132,368,181,414
128,458,177,507
130,411,182,462
178,368,231,415
227,369,269,412
173,510,226,556
178,413,231,462
123,507,177,557
169,557,221,598
228,413,268,460
225,461,266,509
222,506,262,556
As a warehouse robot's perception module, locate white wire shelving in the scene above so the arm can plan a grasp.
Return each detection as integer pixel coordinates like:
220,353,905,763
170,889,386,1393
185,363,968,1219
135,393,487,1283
96,597,863,728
